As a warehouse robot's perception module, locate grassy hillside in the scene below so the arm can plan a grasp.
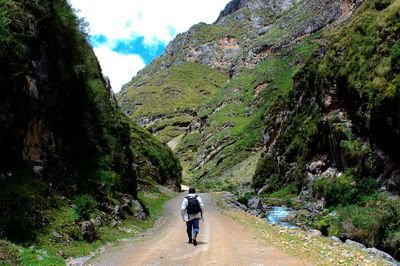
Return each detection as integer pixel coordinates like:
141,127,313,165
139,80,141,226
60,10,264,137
118,62,227,142
118,0,345,190
177,36,319,189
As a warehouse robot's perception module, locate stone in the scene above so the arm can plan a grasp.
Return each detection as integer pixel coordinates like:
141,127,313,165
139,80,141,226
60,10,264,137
365,248,398,264
235,202,248,211
132,200,148,220
321,167,339,178
247,196,263,210
90,216,102,226
79,221,97,242
330,236,342,243
52,231,62,240
306,229,322,237
249,209,260,216
33,165,44,175
345,239,366,249
309,160,326,173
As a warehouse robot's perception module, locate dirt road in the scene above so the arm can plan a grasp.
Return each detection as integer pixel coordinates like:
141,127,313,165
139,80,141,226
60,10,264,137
90,193,310,266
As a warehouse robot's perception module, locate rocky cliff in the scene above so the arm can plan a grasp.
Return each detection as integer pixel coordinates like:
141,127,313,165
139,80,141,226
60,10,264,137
0,0,180,251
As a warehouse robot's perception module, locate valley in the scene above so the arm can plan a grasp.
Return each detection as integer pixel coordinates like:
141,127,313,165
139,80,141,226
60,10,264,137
0,0,399,264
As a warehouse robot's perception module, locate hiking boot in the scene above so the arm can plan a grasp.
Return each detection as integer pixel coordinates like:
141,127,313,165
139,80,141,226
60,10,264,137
193,239,197,246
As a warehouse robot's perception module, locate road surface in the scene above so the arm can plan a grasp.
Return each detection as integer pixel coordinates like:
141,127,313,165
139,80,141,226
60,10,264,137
90,193,309,266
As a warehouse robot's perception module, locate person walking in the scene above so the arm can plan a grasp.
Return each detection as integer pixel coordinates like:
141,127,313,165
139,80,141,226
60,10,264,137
181,187,204,246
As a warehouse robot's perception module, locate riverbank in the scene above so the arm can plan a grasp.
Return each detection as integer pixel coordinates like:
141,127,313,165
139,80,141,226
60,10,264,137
215,192,394,265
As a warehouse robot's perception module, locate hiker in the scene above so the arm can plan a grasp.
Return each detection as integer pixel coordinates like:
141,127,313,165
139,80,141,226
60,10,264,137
181,187,204,246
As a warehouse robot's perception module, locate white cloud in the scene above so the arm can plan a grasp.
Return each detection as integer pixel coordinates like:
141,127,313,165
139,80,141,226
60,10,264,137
68,0,231,92
94,45,145,92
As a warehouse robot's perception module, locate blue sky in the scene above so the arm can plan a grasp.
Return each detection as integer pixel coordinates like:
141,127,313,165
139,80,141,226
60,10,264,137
69,0,230,92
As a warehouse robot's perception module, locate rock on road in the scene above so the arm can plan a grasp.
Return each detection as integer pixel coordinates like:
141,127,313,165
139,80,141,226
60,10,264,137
90,193,310,266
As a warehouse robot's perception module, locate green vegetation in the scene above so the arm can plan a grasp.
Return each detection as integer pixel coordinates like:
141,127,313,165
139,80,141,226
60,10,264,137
253,0,400,259
187,21,247,45
130,123,182,189
315,194,400,255
119,62,227,142
316,0,400,107
313,169,378,207
120,62,227,119
73,194,98,220
0,182,175,265
0,240,20,265
0,0,182,264
177,38,320,190
214,193,388,266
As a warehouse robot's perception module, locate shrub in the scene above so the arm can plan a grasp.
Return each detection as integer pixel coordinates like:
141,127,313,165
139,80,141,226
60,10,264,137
73,194,97,220
338,205,382,246
237,193,254,206
313,170,378,207
340,138,371,167
252,153,279,190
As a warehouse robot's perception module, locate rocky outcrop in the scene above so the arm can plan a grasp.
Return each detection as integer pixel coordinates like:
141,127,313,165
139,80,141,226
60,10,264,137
215,0,248,21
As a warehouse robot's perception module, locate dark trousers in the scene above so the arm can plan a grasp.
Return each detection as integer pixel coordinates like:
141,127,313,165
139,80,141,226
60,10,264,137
186,218,200,240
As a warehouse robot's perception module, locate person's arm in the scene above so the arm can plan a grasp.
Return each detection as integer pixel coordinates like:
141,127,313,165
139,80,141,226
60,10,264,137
197,196,204,221
180,198,188,222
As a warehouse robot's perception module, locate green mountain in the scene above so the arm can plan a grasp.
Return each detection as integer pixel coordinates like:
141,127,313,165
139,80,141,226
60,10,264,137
119,0,400,259
0,0,180,262
119,0,361,188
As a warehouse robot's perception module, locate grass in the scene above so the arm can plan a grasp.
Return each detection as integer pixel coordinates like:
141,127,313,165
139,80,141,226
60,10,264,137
130,123,182,189
259,183,299,206
185,38,319,189
4,182,176,265
119,62,227,121
316,0,400,107
214,193,390,266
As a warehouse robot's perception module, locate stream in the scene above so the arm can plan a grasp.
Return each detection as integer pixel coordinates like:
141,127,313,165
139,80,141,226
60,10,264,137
266,206,298,229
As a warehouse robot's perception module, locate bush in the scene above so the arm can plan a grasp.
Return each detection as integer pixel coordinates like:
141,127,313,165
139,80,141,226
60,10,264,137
320,194,400,259
313,170,378,207
237,193,254,206
252,153,279,190
73,194,97,220
338,205,382,246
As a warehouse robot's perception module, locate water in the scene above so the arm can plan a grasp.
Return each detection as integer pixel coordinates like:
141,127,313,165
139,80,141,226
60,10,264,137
266,206,298,229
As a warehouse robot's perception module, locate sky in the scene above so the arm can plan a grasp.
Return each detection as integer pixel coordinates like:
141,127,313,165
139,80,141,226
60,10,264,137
68,0,230,92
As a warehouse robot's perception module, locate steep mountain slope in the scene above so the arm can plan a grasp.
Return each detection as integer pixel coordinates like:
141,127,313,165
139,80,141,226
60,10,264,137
119,0,361,187
253,0,400,258
0,0,180,262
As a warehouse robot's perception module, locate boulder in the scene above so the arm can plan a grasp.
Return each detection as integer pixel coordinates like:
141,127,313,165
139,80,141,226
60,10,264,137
365,248,398,264
132,200,148,220
345,239,366,249
90,215,102,226
330,236,342,243
79,221,97,242
249,209,260,216
247,196,263,210
309,160,326,174
306,229,322,237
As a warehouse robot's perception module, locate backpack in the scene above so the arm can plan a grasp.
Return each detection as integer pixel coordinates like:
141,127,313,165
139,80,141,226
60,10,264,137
186,195,201,214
